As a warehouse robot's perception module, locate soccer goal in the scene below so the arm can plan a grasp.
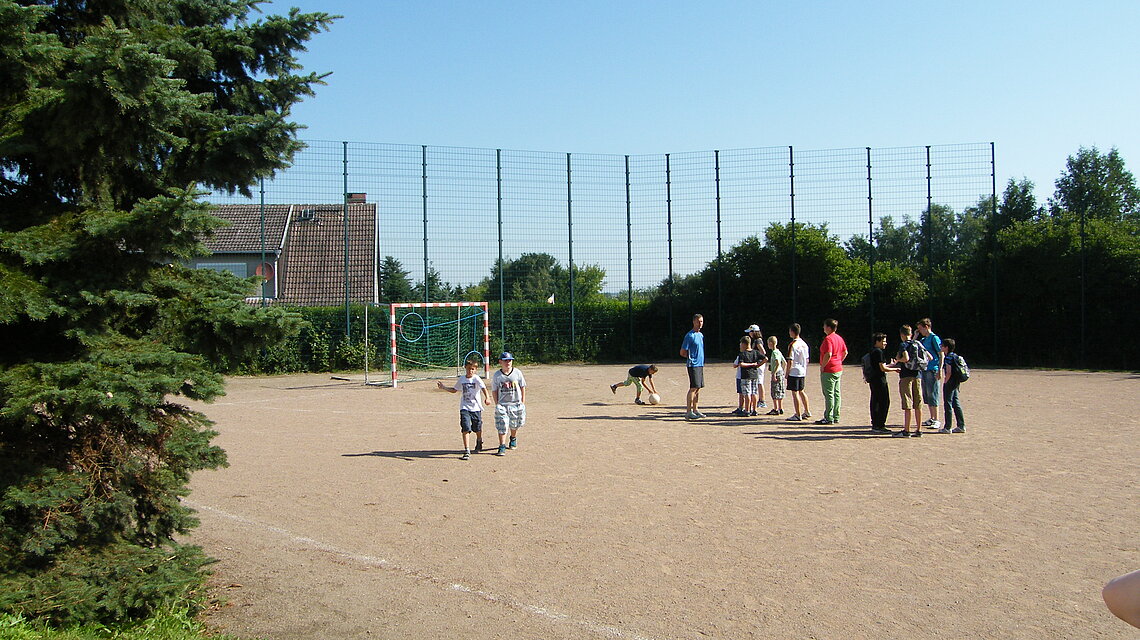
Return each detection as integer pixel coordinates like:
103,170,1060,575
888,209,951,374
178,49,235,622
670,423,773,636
365,302,489,388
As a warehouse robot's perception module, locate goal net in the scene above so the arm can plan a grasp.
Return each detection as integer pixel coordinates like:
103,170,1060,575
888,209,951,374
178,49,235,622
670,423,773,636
368,302,489,387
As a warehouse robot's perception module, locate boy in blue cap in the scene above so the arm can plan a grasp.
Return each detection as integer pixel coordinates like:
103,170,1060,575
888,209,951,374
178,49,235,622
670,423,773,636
491,352,526,455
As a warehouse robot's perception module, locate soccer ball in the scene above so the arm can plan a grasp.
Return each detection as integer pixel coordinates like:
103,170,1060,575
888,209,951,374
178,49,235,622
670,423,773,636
647,393,661,405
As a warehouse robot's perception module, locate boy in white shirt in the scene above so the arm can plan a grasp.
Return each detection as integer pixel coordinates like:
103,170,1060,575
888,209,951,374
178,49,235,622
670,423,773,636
786,323,812,422
437,359,490,460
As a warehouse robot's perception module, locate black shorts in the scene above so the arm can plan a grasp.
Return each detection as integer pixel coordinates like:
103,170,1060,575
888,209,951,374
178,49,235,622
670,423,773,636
687,366,704,389
787,376,805,392
459,409,483,433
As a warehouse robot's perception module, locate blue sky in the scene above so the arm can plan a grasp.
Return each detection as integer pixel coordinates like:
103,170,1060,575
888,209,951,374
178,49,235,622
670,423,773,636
273,0,1140,204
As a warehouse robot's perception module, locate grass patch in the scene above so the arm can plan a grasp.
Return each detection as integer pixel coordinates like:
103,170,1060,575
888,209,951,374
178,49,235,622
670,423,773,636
0,607,252,640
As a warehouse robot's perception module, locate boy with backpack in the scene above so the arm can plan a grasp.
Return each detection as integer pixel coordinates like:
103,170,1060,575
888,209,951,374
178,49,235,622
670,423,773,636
892,324,925,438
863,332,900,433
940,338,969,433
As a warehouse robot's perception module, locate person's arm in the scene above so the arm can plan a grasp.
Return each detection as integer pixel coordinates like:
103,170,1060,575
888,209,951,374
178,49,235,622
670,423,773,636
519,382,526,404
1104,569,1140,629
481,386,491,405
645,376,658,394
436,380,457,393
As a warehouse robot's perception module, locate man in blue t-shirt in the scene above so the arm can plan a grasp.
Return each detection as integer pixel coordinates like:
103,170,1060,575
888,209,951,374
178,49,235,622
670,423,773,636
680,313,706,420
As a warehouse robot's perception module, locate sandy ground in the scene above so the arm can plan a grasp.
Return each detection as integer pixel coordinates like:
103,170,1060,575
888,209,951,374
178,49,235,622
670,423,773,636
185,363,1140,639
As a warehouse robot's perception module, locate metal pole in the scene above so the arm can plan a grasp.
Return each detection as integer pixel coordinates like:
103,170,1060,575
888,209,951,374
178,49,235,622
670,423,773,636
343,142,350,339
714,149,723,350
259,177,266,307
496,149,505,343
566,153,575,347
666,153,674,344
625,154,633,354
422,145,429,305
990,142,998,361
789,146,797,321
925,145,933,318
866,147,874,331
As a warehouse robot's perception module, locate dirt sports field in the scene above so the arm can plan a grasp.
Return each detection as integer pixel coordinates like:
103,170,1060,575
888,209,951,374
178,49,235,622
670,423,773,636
185,363,1139,640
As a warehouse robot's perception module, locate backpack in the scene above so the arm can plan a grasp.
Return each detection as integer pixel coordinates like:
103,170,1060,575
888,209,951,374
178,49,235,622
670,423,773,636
903,340,931,371
861,352,877,383
953,354,970,382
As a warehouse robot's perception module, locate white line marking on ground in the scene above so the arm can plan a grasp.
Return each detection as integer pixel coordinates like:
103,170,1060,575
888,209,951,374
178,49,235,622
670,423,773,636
187,501,659,640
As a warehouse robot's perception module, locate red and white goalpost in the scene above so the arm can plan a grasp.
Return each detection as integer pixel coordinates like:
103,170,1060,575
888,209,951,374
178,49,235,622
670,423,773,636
374,302,489,388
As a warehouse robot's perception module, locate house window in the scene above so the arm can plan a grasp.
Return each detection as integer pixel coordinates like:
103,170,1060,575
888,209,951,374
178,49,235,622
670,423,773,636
196,262,248,277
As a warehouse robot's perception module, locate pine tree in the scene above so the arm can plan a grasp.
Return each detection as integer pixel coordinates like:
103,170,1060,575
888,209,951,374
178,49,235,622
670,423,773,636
0,0,334,624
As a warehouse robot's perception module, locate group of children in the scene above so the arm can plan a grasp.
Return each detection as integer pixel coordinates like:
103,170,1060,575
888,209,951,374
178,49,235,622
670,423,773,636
436,351,526,460
864,320,968,438
610,324,792,418
607,318,968,439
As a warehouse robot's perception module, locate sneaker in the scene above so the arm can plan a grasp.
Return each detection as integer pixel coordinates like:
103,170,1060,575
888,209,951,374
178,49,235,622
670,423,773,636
610,384,617,394
496,445,506,456
730,408,745,416
766,409,780,415
508,437,517,449
928,420,941,430
814,419,833,425
461,451,471,460
910,430,923,438
758,401,767,408
801,412,812,419
936,427,952,434
694,411,706,418
922,418,935,427
685,411,698,420
635,398,646,405
749,410,758,416
891,430,910,438
871,426,892,433
787,414,802,422
474,440,483,452
777,409,784,415
951,426,965,433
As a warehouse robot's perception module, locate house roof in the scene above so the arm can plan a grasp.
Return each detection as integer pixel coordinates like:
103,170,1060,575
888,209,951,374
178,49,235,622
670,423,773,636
278,204,376,306
205,204,291,253
206,203,377,306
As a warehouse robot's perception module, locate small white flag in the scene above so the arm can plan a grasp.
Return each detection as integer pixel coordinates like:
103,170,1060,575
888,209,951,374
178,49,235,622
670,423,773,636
546,293,555,304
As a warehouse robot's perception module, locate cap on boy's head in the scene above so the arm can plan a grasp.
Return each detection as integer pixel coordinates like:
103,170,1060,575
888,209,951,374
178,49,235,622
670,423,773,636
498,352,514,361
747,324,760,333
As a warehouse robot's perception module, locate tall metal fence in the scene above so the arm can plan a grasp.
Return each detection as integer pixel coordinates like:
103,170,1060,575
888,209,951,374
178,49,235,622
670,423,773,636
208,141,998,366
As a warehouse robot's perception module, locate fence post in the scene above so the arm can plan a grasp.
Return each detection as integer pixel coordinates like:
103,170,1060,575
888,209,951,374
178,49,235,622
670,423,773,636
343,141,350,339
497,148,505,343
925,145,933,318
789,146,797,321
666,153,674,345
259,177,266,307
625,155,633,355
866,147,874,330
566,152,575,347
990,142,999,361
421,145,429,305
714,150,724,350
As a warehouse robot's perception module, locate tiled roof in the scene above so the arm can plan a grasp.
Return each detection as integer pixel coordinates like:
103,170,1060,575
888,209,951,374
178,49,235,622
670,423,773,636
204,204,291,253
205,203,376,306
278,204,376,306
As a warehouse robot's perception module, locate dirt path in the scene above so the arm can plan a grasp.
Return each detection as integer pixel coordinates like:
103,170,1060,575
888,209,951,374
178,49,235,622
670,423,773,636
186,364,1140,639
